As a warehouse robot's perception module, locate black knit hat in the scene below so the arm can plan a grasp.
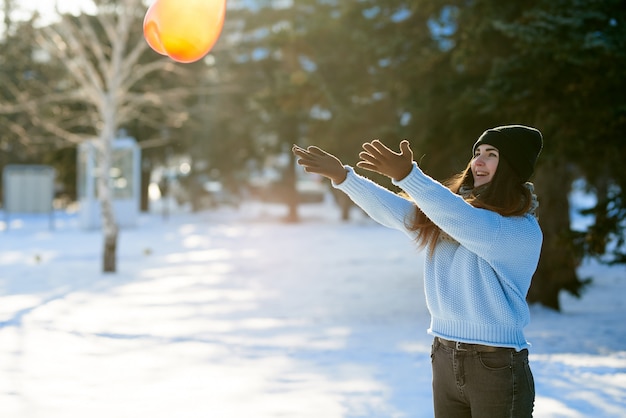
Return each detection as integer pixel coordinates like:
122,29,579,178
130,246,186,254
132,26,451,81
472,125,543,182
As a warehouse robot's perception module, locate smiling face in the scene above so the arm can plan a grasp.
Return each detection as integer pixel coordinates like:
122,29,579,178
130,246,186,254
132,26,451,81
471,144,500,187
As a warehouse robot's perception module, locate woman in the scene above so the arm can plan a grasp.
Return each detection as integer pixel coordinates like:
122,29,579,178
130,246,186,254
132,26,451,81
292,125,543,417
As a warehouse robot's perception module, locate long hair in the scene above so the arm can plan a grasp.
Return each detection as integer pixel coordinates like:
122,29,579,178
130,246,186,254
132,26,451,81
408,157,534,252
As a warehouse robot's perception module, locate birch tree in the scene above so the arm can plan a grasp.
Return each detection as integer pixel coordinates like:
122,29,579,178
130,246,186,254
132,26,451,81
31,0,193,272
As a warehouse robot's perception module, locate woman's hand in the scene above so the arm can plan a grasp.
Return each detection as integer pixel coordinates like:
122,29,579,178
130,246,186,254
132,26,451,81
292,145,348,184
357,139,414,181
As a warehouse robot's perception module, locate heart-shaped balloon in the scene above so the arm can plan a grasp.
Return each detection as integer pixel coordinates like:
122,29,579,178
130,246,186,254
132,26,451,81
143,0,226,63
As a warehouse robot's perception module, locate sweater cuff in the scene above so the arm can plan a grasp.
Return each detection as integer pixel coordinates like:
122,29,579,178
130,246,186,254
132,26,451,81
332,165,356,189
392,162,427,189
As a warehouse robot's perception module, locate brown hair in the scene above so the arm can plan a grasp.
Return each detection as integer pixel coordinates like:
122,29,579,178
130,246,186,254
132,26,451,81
408,157,533,252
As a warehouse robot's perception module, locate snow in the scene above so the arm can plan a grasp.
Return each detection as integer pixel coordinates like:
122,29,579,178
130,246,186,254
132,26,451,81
0,196,624,418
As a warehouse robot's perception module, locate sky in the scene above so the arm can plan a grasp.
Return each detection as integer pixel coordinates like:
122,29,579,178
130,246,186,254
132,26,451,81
0,190,624,418
12,0,96,23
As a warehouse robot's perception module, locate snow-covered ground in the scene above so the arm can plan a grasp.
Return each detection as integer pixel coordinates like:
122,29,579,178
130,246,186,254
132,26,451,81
0,197,624,417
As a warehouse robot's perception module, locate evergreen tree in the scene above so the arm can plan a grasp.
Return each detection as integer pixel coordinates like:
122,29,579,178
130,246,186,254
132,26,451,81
402,0,626,309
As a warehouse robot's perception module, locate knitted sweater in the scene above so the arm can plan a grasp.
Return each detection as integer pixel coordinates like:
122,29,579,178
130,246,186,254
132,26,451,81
334,162,543,351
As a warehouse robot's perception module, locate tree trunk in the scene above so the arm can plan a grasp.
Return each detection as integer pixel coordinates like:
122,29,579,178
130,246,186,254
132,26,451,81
330,187,352,221
102,222,118,273
527,158,585,310
282,117,299,223
140,157,151,212
99,145,119,273
99,95,119,273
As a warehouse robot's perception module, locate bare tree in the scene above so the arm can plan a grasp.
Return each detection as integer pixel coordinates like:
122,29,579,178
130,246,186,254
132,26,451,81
29,0,192,272
2,0,14,34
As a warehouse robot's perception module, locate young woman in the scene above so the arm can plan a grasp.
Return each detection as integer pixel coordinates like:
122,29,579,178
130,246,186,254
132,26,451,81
292,125,543,417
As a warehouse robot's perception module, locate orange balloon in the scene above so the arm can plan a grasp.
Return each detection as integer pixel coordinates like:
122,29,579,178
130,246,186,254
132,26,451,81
143,0,226,63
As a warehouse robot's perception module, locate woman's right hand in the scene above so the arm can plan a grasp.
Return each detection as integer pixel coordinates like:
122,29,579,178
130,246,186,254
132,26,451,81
292,145,348,184
357,139,414,181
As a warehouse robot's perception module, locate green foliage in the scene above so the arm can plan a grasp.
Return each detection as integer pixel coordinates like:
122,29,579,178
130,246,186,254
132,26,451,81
0,17,60,159
405,0,626,307
460,0,626,266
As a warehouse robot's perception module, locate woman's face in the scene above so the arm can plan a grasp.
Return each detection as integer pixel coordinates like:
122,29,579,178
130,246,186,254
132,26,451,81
471,144,499,187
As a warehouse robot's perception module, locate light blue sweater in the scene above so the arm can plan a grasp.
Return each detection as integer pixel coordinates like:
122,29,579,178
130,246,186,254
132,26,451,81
335,162,543,351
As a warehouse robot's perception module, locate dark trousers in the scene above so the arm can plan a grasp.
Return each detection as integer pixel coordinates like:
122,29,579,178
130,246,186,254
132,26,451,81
431,337,535,417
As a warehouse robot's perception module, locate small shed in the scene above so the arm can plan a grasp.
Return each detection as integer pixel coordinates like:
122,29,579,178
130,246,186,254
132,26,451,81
77,137,141,229
2,165,56,229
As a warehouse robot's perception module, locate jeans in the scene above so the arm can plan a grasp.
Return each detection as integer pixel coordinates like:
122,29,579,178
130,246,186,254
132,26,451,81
431,337,535,417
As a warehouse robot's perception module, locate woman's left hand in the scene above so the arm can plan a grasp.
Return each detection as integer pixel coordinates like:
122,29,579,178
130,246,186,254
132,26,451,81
357,139,414,181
